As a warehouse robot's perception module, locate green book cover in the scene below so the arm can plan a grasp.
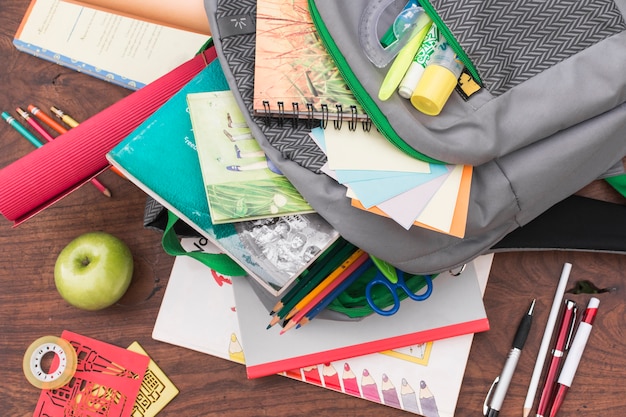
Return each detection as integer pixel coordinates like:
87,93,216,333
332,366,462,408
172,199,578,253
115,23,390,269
187,90,314,224
107,60,338,296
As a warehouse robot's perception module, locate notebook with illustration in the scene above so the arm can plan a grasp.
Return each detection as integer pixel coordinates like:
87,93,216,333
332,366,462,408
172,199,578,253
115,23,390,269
253,0,365,121
107,59,339,296
152,236,494,417
187,90,315,224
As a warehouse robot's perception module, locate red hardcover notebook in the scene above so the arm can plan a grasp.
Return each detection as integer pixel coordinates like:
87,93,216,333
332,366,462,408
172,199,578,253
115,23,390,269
0,46,216,225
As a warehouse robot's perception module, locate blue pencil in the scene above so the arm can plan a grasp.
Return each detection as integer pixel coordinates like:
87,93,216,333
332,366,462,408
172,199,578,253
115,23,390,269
297,258,374,328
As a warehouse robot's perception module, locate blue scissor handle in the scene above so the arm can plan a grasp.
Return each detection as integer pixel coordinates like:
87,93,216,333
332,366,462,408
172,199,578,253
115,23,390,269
365,271,433,316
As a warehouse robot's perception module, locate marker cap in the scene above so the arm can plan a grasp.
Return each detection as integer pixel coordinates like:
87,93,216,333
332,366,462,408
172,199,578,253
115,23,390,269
410,64,458,116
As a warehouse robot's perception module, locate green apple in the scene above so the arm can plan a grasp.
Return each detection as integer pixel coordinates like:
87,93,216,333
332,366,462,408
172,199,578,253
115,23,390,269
54,232,134,311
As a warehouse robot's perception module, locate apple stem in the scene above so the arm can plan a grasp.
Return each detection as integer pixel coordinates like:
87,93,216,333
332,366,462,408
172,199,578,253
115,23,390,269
81,257,91,267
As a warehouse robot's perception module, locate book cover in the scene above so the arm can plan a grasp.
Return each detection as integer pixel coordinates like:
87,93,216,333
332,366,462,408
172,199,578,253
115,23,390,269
187,90,315,224
152,236,494,417
253,0,365,120
14,0,209,90
106,59,338,296
233,258,489,379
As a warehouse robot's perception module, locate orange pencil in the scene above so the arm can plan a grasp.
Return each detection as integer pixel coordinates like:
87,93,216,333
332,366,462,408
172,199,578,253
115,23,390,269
28,104,67,134
280,250,370,335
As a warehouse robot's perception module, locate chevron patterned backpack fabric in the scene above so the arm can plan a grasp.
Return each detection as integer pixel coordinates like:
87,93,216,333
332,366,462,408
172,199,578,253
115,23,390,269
202,0,626,275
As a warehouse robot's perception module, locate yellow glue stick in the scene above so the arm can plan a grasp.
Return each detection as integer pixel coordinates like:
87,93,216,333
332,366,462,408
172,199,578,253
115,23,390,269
410,41,464,116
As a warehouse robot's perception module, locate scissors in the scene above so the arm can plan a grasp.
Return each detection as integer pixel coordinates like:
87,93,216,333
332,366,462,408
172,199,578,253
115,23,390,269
365,255,433,316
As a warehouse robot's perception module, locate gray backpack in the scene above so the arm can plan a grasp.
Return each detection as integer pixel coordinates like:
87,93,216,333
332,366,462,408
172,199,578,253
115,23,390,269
203,0,626,275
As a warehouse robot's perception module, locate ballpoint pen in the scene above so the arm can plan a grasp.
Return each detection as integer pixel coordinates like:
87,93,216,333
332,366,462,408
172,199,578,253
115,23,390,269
523,263,572,417
549,297,600,417
484,299,536,417
535,299,577,417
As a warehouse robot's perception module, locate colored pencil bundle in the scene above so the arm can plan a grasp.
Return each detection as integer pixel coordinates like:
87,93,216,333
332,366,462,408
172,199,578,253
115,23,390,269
267,240,373,334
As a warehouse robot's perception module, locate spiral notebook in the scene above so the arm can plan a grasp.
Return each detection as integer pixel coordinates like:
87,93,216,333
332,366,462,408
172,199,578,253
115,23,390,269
253,0,366,122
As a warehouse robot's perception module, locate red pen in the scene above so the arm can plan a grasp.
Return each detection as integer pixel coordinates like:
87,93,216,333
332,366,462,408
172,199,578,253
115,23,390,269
548,297,600,417
535,299,577,417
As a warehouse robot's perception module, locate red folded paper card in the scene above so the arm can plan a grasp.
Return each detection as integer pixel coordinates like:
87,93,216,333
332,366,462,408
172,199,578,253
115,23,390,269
0,46,217,225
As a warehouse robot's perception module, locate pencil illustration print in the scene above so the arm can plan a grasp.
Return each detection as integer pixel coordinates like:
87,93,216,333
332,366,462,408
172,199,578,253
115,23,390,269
321,363,341,391
381,373,402,408
360,369,381,403
341,362,360,396
419,380,440,417
400,378,420,413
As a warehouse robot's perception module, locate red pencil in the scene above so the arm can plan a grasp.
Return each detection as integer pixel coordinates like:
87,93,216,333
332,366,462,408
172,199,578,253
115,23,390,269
21,106,111,198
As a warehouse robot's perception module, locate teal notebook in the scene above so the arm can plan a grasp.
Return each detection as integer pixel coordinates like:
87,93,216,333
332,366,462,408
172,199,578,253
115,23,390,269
107,60,339,296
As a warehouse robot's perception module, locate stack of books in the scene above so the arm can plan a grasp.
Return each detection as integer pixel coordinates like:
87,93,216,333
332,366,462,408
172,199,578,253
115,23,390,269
152,237,493,417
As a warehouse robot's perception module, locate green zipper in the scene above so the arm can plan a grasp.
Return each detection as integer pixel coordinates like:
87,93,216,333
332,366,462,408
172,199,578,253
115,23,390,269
418,0,482,84
308,0,443,164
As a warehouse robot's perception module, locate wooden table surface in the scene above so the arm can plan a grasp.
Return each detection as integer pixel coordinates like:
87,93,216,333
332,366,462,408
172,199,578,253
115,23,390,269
1,2,625,416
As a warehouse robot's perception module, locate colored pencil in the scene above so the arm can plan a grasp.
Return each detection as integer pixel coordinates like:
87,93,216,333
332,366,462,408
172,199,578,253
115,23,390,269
15,107,55,142
22,105,111,197
280,251,370,334
2,111,44,148
268,242,358,327
50,106,79,128
283,248,366,322
300,257,375,327
28,104,67,134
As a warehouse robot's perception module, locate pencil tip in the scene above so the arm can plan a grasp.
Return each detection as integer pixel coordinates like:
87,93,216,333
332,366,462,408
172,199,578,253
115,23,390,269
103,188,112,198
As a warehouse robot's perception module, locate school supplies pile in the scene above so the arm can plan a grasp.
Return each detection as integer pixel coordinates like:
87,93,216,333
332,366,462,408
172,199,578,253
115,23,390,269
152,236,494,416
205,0,626,277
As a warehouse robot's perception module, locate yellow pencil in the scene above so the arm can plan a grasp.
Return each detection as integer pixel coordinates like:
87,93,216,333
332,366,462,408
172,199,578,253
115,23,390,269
50,106,79,128
283,249,365,322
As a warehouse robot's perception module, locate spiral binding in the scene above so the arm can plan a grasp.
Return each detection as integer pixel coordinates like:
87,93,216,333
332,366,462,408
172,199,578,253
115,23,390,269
261,100,371,132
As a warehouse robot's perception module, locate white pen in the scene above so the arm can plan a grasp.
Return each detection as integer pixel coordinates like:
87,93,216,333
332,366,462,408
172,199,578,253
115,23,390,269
548,297,600,417
484,299,536,417
523,263,572,417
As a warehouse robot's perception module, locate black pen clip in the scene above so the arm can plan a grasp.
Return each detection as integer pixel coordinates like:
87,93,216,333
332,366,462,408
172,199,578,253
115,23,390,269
483,376,499,416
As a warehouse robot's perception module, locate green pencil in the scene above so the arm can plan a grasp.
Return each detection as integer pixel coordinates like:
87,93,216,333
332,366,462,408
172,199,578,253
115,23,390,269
269,242,358,327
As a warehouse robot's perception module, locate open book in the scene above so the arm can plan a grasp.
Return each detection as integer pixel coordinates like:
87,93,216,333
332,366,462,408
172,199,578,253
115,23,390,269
14,0,209,89
61,0,211,35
